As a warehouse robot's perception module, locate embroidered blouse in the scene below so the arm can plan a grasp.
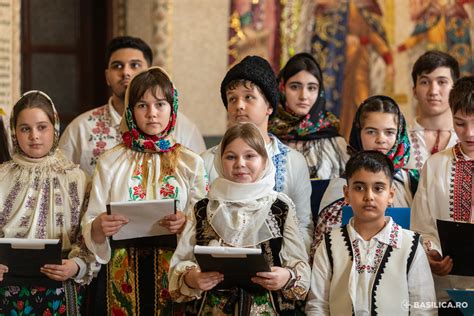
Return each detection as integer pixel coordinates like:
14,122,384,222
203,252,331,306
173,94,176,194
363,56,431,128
411,144,474,301
82,144,209,263
406,119,458,170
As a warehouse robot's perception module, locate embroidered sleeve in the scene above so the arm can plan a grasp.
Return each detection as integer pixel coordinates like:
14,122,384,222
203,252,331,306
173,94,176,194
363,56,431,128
278,202,311,300
169,210,203,302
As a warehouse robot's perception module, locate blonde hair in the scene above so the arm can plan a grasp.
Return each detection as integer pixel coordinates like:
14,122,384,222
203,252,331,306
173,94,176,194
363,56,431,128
221,123,268,162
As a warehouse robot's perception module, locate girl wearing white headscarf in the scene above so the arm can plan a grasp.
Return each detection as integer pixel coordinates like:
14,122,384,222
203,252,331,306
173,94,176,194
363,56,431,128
0,91,96,315
169,123,310,315
82,67,208,315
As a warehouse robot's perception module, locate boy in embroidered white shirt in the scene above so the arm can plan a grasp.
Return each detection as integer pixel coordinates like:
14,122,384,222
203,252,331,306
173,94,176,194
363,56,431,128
306,150,436,315
411,76,474,315
406,50,459,170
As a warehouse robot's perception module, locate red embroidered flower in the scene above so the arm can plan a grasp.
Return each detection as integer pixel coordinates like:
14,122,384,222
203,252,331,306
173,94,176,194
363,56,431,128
92,127,100,134
97,121,106,128
96,141,107,149
17,300,24,310
43,309,52,316
133,185,146,199
160,183,175,197
59,305,66,314
92,148,102,157
112,307,127,316
122,133,132,147
103,127,110,135
121,283,133,293
143,140,155,150
131,129,140,139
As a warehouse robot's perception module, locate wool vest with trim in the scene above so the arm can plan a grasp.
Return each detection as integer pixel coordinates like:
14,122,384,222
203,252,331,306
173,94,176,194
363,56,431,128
324,225,420,315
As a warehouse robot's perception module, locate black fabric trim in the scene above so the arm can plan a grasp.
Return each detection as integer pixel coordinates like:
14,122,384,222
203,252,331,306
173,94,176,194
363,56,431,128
370,245,394,315
407,233,420,274
194,198,209,245
341,225,353,261
324,232,334,271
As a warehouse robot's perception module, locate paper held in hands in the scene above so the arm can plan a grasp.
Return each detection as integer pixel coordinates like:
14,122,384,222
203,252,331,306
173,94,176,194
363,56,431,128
108,199,176,240
194,245,271,289
0,238,62,287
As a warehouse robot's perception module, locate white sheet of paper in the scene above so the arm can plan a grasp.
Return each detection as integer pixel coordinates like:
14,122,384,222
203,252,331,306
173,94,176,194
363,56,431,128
194,245,261,258
0,238,59,249
110,199,176,240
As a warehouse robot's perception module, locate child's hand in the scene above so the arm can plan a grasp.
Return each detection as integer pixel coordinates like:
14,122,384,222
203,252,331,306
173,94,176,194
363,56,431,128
40,259,79,281
92,212,129,243
0,264,8,282
427,250,453,276
160,211,186,234
251,267,291,291
184,269,223,291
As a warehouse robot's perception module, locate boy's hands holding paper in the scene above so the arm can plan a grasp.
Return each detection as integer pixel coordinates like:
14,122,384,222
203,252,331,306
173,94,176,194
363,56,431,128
41,259,79,281
251,267,291,291
0,264,8,281
427,250,453,276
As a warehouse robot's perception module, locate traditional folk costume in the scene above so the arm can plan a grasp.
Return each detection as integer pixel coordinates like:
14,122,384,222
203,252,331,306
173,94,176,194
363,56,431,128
170,143,310,315
405,118,458,170
0,91,97,315
201,136,313,251
411,144,474,302
58,98,207,177
306,217,436,315
313,102,418,253
269,53,349,180
82,68,208,315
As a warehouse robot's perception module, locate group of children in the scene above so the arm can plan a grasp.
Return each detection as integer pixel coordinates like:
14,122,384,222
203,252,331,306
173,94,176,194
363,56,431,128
0,35,473,315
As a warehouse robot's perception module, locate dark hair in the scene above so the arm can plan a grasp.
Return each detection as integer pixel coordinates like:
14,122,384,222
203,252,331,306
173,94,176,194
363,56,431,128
449,76,474,115
279,53,322,88
12,92,55,128
127,68,174,111
345,150,394,184
357,95,399,128
411,50,460,86
105,36,153,66
220,122,268,162
0,117,10,163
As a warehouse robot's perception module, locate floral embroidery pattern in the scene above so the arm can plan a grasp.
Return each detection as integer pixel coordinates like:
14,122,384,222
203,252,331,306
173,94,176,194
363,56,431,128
87,106,121,168
37,179,51,239
0,284,82,316
353,240,386,274
129,164,145,201
160,175,179,199
312,199,347,253
68,182,81,228
0,181,21,230
410,131,423,170
271,136,289,192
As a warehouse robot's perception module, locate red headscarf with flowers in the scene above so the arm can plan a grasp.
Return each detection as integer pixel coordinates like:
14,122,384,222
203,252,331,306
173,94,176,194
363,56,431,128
119,67,178,153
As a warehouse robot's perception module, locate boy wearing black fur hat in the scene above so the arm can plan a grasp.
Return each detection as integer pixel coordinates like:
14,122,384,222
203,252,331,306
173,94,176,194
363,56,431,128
201,55,313,250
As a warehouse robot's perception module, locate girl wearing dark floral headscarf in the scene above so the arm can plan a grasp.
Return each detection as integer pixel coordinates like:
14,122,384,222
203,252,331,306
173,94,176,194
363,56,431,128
0,91,97,315
82,67,208,315
269,53,349,179
311,95,418,256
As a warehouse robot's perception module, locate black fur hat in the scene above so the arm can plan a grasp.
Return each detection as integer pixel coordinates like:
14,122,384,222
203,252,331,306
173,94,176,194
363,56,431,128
220,55,278,115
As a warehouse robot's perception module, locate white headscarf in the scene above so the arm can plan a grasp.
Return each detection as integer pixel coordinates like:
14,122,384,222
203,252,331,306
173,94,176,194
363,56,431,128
206,139,280,247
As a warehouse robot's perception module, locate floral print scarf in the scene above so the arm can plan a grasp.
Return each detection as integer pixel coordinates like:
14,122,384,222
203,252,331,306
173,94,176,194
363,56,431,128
120,67,178,153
